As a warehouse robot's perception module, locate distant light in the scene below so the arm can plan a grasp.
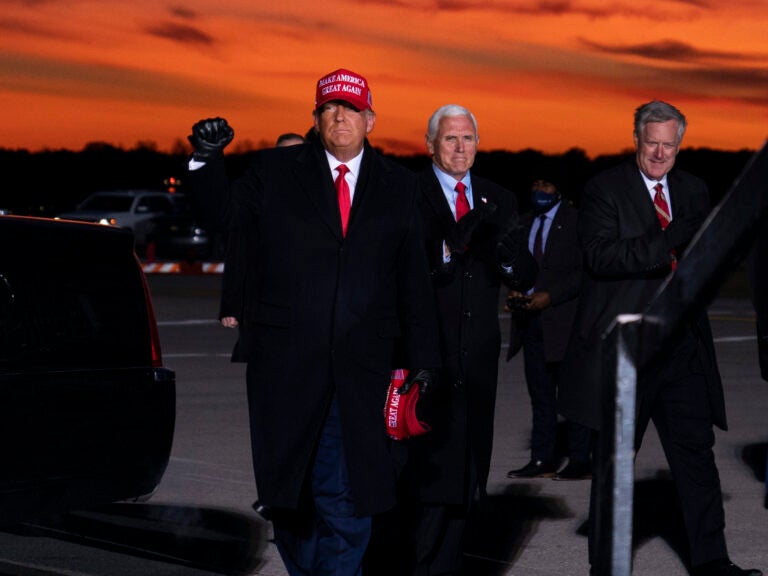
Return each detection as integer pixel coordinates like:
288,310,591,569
164,176,181,193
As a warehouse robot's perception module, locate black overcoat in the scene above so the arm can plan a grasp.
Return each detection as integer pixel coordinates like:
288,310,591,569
558,160,725,432
188,139,441,517
408,168,531,505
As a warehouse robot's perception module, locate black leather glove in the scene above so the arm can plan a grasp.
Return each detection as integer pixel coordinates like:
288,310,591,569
496,224,538,291
496,223,526,267
445,201,497,254
188,117,234,161
398,368,439,398
664,215,702,251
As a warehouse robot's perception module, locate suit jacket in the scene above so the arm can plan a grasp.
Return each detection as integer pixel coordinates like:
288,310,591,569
558,159,725,432
508,201,582,363
188,138,441,517
407,167,534,505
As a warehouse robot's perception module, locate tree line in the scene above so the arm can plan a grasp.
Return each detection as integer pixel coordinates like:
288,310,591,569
0,143,756,217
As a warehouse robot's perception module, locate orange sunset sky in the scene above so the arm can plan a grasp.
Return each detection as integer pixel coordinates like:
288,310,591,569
1,0,767,157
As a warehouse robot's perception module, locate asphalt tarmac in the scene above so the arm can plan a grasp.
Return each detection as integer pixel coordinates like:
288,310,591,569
477,294,767,576
243,290,767,576
168,271,768,576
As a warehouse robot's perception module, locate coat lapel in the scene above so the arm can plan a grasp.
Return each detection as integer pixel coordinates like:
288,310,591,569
420,169,459,234
666,169,690,219
622,161,658,227
345,142,378,238
293,140,344,241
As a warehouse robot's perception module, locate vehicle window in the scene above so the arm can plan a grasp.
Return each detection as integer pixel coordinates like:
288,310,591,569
0,224,151,371
137,196,173,214
79,195,134,212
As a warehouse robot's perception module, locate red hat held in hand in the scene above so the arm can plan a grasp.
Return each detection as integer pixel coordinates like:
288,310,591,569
385,368,431,441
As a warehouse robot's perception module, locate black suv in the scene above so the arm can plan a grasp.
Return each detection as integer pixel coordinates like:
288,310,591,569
0,215,175,525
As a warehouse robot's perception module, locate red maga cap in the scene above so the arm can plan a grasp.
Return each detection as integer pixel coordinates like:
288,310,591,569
384,368,431,441
315,68,373,112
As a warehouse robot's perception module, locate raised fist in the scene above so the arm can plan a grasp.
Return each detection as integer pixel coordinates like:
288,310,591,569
188,117,234,161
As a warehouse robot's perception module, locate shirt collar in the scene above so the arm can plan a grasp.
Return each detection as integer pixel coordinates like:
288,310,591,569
639,170,669,194
432,163,471,196
325,148,364,177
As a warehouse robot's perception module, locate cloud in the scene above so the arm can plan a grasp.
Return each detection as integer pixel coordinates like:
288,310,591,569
369,137,425,156
146,21,214,46
581,38,767,63
170,6,198,19
0,16,73,40
0,51,251,107
675,65,768,96
356,0,705,19
579,54,768,108
7,0,58,5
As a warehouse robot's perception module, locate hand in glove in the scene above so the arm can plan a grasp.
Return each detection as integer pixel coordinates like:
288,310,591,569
664,214,702,251
398,368,439,398
496,224,538,291
188,117,235,161
445,201,497,254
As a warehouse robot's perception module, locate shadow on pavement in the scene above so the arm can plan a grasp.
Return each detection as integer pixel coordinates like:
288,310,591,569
741,442,767,483
632,471,690,572
461,483,573,575
6,502,269,575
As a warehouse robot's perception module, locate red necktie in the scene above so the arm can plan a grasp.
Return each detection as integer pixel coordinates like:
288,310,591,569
455,182,470,221
654,182,676,269
653,183,671,230
335,164,351,236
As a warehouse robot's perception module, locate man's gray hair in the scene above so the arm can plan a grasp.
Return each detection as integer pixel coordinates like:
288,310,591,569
426,104,478,142
634,100,687,143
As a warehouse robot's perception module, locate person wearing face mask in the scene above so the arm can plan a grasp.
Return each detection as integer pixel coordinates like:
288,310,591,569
505,169,592,480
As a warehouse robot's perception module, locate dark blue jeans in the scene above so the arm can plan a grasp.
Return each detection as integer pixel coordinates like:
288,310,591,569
274,395,372,576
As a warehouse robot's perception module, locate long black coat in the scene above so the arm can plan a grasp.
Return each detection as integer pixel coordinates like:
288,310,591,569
407,168,533,505
188,139,441,517
558,160,725,432
508,202,582,363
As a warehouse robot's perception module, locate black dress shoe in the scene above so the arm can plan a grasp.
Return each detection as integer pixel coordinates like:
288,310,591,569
252,500,272,521
553,460,592,481
507,459,558,478
692,558,762,576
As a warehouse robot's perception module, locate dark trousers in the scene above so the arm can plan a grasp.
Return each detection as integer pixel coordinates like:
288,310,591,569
588,326,728,571
273,396,372,576
406,451,479,576
522,316,591,463
409,503,468,576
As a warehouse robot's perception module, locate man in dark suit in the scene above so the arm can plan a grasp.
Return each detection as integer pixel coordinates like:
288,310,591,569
505,173,591,481
559,100,760,576
403,104,537,575
185,68,441,576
